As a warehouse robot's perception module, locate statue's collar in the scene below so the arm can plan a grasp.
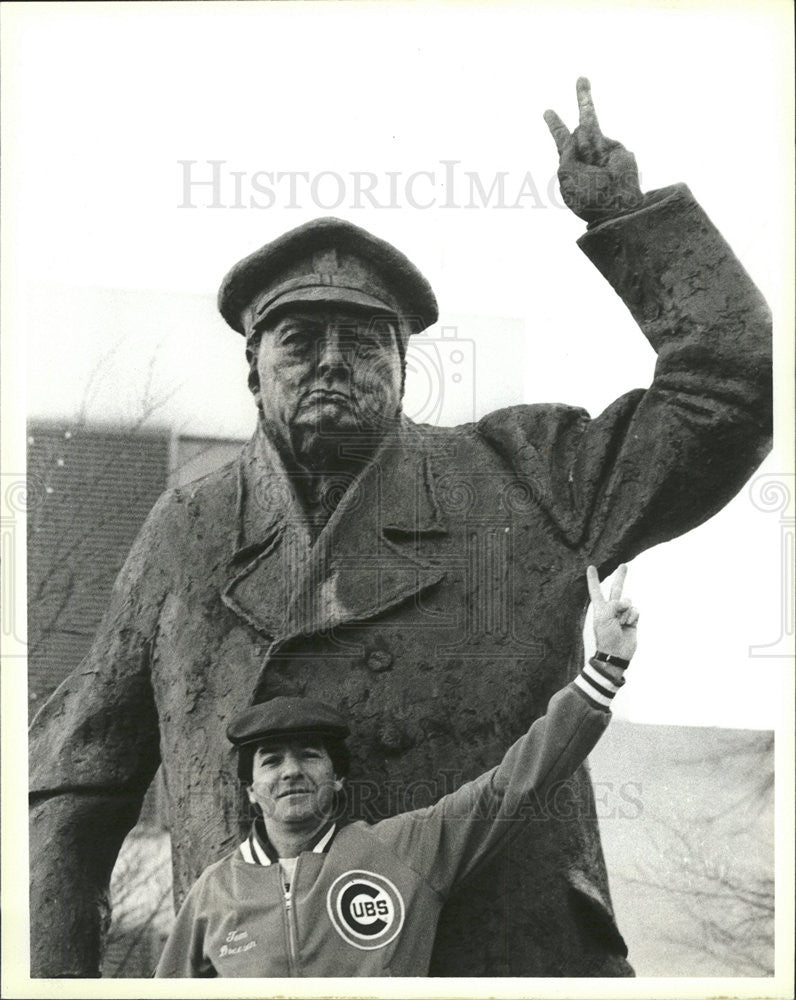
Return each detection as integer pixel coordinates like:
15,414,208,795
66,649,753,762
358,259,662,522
223,416,450,643
232,416,448,558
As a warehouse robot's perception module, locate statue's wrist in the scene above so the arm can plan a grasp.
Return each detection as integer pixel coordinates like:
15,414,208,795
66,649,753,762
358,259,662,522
584,199,643,229
584,188,664,230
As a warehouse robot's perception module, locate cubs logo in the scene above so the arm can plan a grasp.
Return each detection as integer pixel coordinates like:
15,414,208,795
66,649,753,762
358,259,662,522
327,870,405,950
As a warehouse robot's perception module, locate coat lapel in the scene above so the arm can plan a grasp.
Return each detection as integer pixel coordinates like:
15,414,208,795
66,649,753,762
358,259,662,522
221,430,312,640
221,421,448,644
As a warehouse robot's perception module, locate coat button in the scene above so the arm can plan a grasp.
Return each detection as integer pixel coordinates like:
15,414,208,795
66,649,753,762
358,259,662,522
367,650,393,673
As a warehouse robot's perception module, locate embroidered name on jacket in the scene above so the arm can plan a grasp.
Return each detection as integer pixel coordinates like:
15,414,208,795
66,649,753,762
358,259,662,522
218,929,257,959
327,870,405,950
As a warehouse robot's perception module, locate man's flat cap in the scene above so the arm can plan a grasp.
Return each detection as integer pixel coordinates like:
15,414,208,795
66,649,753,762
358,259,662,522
217,217,438,338
226,696,350,748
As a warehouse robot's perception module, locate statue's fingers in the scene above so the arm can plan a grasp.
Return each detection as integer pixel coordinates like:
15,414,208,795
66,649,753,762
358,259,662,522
574,116,613,162
624,608,640,628
609,563,627,601
544,109,572,156
576,76,602,134
586,565,605,605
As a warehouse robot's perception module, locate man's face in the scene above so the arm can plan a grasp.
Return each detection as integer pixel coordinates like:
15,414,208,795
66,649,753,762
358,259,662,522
250,306,403,464
246,737,340,830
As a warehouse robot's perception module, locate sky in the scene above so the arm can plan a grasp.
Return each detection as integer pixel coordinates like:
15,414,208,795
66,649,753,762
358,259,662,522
2,0,793,737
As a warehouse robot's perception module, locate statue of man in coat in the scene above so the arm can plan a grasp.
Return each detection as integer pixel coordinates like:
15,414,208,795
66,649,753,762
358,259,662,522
29,79,772,977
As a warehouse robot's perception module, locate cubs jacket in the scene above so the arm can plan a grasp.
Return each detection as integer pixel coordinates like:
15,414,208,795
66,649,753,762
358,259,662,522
155,664,624,977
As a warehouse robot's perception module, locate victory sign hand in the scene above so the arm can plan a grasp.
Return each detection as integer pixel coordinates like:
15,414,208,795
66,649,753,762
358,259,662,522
586,564,639,662
544,78,643,224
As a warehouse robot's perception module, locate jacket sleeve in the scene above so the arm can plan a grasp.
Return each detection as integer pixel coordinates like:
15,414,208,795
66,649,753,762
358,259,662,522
154,874,216,978
28,492,174,977
370,677,614,898
477,183,772,568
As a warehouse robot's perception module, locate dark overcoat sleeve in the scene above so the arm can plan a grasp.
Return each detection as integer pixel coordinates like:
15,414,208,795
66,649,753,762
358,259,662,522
28,492,174,977
477,183,772,566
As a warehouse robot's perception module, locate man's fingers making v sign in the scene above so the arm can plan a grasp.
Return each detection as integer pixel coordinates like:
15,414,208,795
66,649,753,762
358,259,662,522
586,563,639,663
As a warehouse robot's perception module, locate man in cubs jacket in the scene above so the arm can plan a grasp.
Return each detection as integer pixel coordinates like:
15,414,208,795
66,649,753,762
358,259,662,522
155,567,638,977
30,79,771,978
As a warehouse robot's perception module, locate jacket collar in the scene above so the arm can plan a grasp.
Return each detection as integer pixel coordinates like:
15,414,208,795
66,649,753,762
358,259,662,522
222,418,448,643
241,818,338,866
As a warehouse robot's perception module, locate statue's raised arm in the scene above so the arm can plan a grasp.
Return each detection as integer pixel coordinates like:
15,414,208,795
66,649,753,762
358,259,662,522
475,77,773,572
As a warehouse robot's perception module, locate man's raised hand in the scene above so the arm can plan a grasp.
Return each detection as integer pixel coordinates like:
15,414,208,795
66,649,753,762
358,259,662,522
586,564,639,662
544,78,643,224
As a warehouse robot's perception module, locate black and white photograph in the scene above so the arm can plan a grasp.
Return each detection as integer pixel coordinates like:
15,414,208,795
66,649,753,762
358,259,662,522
1,1,793,996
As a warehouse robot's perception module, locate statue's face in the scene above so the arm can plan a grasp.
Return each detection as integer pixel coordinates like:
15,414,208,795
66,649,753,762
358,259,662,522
251,306,403,464
246,738,340,829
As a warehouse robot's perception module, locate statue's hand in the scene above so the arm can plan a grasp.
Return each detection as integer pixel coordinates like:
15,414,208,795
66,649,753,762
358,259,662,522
586,564,639,662
544,78,643,224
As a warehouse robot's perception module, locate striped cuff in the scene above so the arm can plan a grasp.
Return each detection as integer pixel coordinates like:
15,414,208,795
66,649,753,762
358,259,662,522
573,657,627,711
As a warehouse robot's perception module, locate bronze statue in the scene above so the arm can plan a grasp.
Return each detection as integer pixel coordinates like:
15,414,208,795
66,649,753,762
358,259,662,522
29,79,771,977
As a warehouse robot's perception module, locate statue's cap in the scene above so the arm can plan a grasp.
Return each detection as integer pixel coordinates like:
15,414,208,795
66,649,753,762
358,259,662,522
217,216,438,338
226,696,350,748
